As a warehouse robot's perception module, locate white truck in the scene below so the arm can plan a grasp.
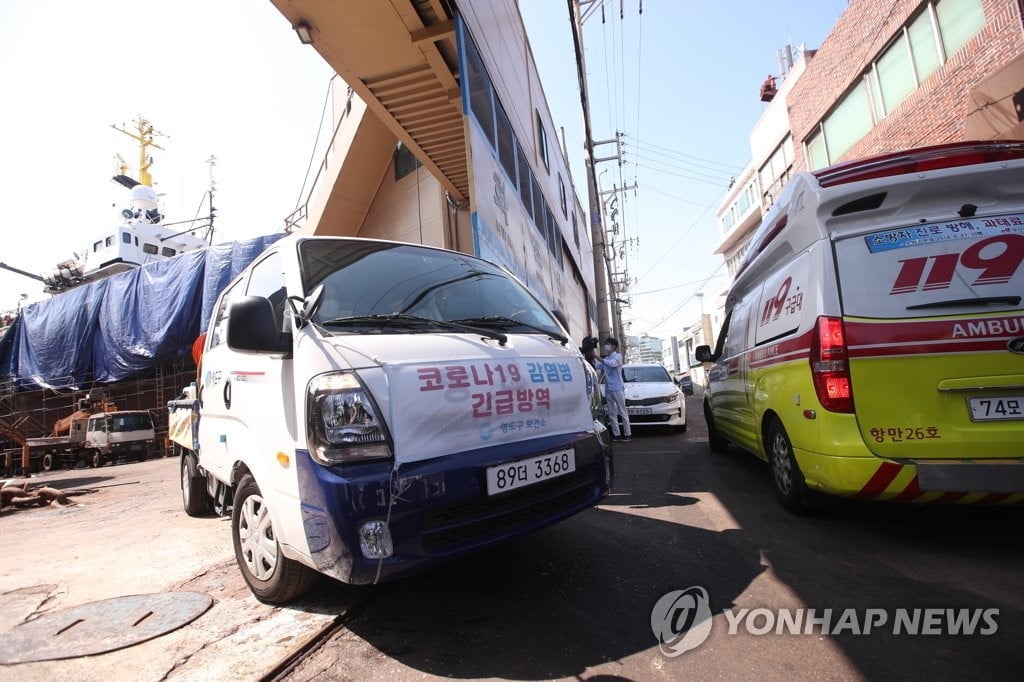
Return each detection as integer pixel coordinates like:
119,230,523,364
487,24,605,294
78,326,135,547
26,409,156,470
169,234,612,605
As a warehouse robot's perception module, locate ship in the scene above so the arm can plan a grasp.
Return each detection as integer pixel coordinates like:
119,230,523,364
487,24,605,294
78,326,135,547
40,117,214,294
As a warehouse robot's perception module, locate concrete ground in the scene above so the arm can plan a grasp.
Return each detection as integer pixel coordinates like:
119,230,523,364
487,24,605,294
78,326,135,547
0,457,343,681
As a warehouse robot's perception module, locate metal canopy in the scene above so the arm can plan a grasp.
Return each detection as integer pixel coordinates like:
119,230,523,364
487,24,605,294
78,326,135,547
270,0,468,202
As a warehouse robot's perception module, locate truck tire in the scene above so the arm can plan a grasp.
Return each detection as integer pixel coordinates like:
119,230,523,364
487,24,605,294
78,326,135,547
231,473,319,605
41,453,55,471
181,453,211,517
91,451,102,468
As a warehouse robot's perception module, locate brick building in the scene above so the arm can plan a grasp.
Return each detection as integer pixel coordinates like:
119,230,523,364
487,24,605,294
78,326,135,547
706,0,1023,338
789,0,1024,171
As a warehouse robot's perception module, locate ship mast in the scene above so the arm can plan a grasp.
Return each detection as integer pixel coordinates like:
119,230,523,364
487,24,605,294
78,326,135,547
110,117,166,187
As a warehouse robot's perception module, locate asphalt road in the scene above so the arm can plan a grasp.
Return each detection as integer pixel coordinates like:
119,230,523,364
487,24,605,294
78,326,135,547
277,395,1024,681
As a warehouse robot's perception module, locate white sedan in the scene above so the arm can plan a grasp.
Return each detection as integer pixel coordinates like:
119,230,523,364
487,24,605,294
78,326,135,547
601,364,687,432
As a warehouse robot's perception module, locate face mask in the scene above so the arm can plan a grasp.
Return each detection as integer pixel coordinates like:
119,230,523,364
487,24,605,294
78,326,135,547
603,344,612,353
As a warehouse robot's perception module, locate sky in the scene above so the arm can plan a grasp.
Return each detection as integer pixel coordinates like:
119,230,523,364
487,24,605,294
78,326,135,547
0,0,846,343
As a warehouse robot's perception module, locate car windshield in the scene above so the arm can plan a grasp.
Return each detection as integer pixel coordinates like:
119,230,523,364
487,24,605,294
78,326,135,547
298,240,562,336
623,366,672,383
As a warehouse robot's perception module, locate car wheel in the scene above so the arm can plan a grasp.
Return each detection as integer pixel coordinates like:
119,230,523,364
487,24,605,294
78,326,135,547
231,473,318,605
704,402,728,453
765,418,809,513
181,451,210,517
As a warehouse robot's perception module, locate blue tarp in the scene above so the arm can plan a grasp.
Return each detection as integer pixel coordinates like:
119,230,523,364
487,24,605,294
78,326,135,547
0,233,281,390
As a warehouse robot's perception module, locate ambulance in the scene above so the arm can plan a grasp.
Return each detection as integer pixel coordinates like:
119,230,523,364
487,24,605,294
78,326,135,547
696,141,1024,512
170,235,611,604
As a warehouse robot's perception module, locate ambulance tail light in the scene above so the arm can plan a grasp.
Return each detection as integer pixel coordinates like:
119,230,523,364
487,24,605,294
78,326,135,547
813,141,1024,188
810,316,854,413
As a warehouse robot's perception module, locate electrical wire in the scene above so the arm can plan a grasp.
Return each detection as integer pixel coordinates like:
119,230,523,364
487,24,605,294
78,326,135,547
623,134,746,172
295,75,336,210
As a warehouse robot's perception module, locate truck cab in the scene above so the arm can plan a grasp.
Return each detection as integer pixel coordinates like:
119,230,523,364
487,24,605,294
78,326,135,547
85,410,156,466
175,235,611,604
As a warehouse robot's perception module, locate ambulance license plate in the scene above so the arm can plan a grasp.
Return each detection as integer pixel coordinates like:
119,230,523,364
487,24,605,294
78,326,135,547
486,449,575,495
968,396,1024,421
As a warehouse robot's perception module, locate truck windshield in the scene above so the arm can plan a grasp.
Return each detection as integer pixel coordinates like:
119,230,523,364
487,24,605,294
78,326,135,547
298,240,563,337
109,413,154,432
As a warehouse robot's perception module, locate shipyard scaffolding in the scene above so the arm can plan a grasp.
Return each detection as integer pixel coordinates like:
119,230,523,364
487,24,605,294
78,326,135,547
0,357,198,475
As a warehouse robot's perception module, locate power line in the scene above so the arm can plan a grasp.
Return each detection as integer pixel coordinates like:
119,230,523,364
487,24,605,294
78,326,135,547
625,152,735,182
624,142,740,177
633,163,732,187
623,133,746,172
631,273,728,296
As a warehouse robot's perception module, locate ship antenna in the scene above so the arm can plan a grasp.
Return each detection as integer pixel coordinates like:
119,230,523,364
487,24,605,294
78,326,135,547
204,155,217,244
110,116,167,187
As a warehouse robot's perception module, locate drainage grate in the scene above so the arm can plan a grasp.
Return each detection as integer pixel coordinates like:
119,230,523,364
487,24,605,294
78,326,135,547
0,591,213,664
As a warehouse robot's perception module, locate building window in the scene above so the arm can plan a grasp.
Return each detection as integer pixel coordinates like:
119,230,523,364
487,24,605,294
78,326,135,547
572,211,579,248
936,0,985,57
466,36,495,146
805,0,984,168
759,135,794,206
495,102,517,185
535,110,549,172
558,174,567,218
394,142,422,181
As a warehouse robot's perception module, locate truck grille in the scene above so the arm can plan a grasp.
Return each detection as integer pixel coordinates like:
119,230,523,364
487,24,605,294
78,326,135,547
420,469,597,552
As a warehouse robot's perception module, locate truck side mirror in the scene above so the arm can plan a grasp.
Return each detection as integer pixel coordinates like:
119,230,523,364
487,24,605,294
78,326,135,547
695,345,714,362
227,296,292,355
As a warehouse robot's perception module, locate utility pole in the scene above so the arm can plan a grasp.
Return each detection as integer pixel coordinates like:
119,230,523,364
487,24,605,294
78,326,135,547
568,0,611,342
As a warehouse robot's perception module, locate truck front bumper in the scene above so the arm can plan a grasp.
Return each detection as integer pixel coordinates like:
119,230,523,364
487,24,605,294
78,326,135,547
293,430,611,585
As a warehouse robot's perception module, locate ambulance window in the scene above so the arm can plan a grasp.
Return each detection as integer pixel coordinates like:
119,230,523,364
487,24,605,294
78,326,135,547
209,279,243,349
246,252,287,331
722,303,751,359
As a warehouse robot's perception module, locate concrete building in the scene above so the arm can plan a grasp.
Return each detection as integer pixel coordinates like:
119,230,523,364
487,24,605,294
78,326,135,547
271,0,602,344
626,333,664,364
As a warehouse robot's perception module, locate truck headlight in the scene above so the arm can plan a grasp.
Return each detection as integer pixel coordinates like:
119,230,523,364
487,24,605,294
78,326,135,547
307,373,392,464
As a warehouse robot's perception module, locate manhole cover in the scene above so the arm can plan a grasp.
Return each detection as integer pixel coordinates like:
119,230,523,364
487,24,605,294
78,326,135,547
0,591,213,664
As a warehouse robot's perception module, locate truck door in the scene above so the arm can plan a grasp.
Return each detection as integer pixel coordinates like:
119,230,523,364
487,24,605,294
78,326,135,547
196,277,246,482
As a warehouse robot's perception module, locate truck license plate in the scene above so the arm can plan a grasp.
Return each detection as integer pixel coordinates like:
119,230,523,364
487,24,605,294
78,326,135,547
968,396,1024,421
486,449,575,495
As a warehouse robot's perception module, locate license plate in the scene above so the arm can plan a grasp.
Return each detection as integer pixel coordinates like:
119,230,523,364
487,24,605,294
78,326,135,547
486,449,575,495
968,396,1024,421
627,407,652,415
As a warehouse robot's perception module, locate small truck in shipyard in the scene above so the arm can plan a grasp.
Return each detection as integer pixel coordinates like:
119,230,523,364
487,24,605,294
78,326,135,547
168,234,611,606
25,395,157,470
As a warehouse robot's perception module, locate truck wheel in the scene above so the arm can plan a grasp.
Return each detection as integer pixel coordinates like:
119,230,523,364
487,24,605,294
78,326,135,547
91,451,102,468
231,474,318,605
765,418,809,513
41,453,55,471
181,453,211,517
704,402,728,453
